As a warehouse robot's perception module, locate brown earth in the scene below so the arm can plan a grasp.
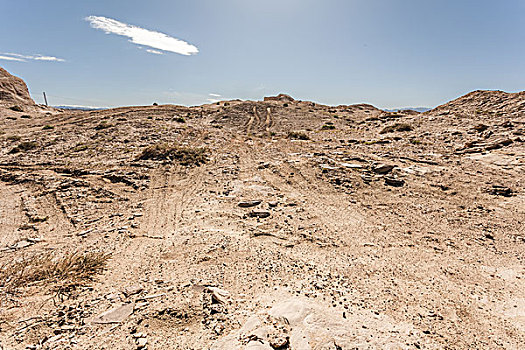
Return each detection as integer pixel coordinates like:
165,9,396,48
0,70,524,349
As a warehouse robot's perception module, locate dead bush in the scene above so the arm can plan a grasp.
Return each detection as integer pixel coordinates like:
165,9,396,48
0,251,110,297
95,121,113,130
138,143,208,166
8,141,38,154
380,123,413,134
287,131,310,140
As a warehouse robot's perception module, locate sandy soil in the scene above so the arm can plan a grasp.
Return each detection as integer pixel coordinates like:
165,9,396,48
0,91,524,349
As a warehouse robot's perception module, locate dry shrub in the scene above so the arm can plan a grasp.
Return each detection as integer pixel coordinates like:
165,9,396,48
287,131,310,140
380,123,413,134
8,141,38,154
138,143,208,166
0,251,110,296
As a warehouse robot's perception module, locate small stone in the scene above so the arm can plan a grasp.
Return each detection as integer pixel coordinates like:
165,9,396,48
268,335,289,349
136,337,147,349
10,239,35,250
91,303,135,324
123,285,143,297
206,287,231,304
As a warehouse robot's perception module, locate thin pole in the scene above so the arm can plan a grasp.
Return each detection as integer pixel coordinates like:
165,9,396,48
43,92,48,106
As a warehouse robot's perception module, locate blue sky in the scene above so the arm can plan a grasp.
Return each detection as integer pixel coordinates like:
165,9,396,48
1,0,523,108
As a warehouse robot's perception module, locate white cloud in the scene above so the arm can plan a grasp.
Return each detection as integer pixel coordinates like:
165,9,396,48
85,16,199,56
146,49,163,55
0,53,65,62
0,55,26,62
209,93,221,97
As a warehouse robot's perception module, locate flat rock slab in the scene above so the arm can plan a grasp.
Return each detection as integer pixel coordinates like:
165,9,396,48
212,298,428,349
340,162,363,169
248,210,271,218
91,303,135,324
385,176,405,187
373,163,395,174
238,200,262,208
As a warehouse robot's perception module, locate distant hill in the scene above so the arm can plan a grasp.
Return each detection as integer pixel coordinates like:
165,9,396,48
384,107,431,113
53,105,107,111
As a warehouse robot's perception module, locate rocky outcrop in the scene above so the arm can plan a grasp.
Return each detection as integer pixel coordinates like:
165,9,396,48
0,67,36,106
264,94,295,103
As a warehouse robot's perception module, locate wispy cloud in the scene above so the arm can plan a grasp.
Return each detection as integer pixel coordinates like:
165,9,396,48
207,93,222,103
0,55,25,62
0,53,65,62
146,49,163,55
85,16,199,56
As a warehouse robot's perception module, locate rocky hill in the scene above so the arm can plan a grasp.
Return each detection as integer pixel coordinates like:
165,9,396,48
0,71,524,349
428,90,525,117
0,67,36,107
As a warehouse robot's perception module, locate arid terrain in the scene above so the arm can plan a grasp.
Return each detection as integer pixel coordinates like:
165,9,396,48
0,67,524,349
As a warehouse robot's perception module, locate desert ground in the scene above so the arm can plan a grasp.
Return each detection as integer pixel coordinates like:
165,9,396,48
0,67,524,349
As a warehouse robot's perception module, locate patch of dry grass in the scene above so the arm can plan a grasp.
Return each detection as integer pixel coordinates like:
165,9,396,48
380,123,413,134
8,140,38,154
287,131,310,140
0,251,110,297
138,143,208,166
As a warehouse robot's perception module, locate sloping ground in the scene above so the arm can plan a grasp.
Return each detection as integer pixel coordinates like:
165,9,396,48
429,90,525,117
0,90,524,349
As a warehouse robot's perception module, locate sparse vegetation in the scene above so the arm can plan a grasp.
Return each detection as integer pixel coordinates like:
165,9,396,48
0,251,110,296
71,143,90,152
287,131,310,140
138,143,208,166
20,115,31,119
473,124,489,132
174,116,186,123
9,105,23,112
321,123,336,130
42,124,54,130
7,135,21,142
95,121,113,130
380,123,413,134
9,141,38,153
